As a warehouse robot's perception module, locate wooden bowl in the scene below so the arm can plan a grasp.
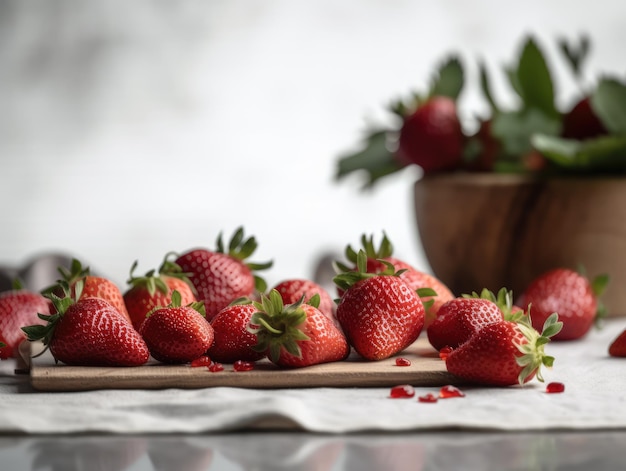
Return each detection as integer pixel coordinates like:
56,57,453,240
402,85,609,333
414,173,626,317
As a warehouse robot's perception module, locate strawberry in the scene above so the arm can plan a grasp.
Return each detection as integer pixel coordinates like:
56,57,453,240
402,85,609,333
609,329,626,357
396,96,464,173
208,299,266,363
271,278,335,320
427,287,529,354
464,119,500,171
22,281,149,366
0,283,51,357
334,250,425,360
561,97,608,140
50,258,131,323
445,314,562,386
248,290,349,368
517,268,608,341
139,291,214,364
336,233,453,328
123,254,197,331
175,227,272,320
427,297,503,352
0,335,12,360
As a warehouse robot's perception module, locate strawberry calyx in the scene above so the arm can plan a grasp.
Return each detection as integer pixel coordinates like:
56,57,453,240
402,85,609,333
145,290,206,318
514,310,563,384
416,287,437,311
215,227,273,294
333,250,405,293
21,280,83,358
343,232,394,265
463,287,526,322
56,258,90,286
590,273,610,325
126,253,195,296
247,290,311,363
576,265,610,326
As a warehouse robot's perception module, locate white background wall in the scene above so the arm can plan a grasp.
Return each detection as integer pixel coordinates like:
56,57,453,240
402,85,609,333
1,0,625,289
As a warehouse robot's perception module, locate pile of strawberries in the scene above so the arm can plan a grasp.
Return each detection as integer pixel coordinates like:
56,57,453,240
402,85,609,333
1,228,623,388
336,35,626,187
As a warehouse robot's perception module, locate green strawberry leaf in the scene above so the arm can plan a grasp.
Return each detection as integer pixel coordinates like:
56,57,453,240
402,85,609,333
335,129,404,188
532,134,626,172
591,78,626,135
478,60,499,113
542,355,556,368
591,273,610,298
492,108,561,157
516,37,559,119
557,34,590,79
541,312,563,339
416,287,437,298
306,293,321,309
430,56,464,100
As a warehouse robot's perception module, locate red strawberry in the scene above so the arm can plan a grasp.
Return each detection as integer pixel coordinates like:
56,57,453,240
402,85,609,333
0,333,12,359
271,278,335,320
517,268,608,341
22,281,149,366
139,291,214,364
175,227,272,321
123,255,197,331
336,233,453,327
561,97,608,140
208,300,266,363
464,119,500,172
609,329,626,357
396,96,464,173
445,314,562,386
334,250,425,361
427,297,503,352
249,290,349,368
0,284,51,357
51,258,131,323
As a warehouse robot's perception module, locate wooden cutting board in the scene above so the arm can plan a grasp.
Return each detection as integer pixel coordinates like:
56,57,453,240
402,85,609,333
21,338,459,392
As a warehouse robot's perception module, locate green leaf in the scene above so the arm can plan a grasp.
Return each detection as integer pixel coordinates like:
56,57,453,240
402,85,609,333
505,65,523,98
478,60,499,113
591,273,610,298
430,56,464,100
335,130,404,188
492,108,561,156
516,37,558,118
542,355,555,368
416,287,437,298
557,34,590,78
541,313,563,338
533,134,626,172
591,78,626,135
307,293,321,309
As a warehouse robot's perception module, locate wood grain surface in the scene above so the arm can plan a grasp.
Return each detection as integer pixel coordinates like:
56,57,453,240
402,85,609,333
415,173,626,316
24,338,459,392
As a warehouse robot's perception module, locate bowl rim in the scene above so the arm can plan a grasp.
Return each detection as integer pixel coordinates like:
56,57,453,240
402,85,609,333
416,172,626,186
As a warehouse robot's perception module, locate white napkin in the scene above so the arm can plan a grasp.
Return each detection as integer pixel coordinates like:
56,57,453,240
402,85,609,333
1,318,625,434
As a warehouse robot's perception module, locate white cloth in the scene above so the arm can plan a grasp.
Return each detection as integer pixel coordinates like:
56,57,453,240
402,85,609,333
1,318,625,434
